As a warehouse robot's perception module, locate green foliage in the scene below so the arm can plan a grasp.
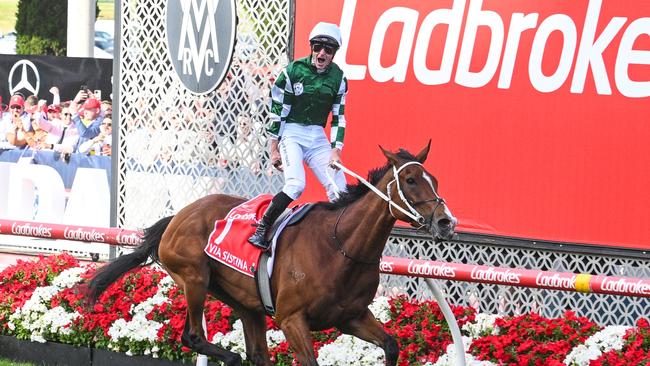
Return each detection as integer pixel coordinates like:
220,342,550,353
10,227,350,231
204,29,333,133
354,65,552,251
14,0,100,55
0,359,35,366
15,0,67,55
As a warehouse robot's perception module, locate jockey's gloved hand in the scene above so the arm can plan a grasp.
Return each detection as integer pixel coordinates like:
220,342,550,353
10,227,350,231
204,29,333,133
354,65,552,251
329,148,342,169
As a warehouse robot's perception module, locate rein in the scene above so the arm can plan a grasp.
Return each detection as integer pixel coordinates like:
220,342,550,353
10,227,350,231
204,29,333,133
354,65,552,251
331,161,435,226
328,161,447,265
331,205,381,265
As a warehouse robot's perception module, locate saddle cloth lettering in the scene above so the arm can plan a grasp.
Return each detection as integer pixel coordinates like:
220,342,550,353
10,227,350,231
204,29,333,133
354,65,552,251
205,194,272,277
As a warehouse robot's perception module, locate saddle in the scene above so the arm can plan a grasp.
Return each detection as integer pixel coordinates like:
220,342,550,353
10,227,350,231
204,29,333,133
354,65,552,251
255,203,314,316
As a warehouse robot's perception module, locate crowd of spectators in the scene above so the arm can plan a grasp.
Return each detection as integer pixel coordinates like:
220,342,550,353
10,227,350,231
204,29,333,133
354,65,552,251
0,86,112,158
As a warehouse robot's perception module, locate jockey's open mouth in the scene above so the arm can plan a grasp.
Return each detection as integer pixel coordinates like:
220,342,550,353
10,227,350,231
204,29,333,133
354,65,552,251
313,55,329,69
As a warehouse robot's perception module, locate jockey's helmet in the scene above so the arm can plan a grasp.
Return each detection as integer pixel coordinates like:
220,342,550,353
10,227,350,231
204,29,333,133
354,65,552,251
309,22,342,49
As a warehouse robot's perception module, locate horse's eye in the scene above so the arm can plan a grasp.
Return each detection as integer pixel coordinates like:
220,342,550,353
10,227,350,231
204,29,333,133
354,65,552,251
406,177,415,185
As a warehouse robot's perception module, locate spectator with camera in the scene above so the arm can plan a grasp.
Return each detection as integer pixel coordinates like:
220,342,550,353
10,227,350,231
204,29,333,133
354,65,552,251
78,115,111,156
71,87,104,152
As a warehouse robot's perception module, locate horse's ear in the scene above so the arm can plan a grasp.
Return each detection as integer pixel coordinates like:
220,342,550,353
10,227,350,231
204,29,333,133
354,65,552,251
415,140,431,163
379,145,400,166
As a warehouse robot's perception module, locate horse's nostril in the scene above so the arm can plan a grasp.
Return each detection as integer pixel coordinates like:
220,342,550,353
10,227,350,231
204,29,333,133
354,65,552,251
438,218,451,229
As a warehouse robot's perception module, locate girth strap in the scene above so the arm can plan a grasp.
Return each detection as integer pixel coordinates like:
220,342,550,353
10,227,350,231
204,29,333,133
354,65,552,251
255,251,275,316
254,203,315,316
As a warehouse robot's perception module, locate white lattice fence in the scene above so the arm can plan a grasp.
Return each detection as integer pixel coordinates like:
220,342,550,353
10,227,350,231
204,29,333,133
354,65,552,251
382,231,650,327
117,0,289,229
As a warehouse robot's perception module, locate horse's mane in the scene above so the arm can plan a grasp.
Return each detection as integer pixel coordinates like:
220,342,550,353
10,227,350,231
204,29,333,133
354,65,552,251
315,149,418,210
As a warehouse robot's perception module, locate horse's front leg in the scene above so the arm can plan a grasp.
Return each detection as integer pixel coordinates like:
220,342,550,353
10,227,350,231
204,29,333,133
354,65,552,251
339,309,399,366
278,313,319,366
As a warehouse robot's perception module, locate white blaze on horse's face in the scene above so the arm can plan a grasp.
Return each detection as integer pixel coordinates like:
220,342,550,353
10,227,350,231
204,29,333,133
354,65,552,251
422,171,455,223
417,169,456,240
422,171,436,193
390,161,457,240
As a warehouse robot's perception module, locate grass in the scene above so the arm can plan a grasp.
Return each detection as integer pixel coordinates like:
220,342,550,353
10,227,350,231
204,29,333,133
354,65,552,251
0,0,18,35
0,0,114,35
0,360,33,366
98,1,115,20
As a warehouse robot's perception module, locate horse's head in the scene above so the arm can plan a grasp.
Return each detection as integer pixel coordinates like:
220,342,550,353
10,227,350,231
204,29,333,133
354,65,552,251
380,141,457,241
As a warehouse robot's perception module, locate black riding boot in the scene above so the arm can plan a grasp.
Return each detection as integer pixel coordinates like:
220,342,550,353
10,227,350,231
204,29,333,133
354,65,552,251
248,192,293,250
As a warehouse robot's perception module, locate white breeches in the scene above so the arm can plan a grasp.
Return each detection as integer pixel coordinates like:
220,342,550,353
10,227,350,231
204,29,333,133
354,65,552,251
279,124,347,201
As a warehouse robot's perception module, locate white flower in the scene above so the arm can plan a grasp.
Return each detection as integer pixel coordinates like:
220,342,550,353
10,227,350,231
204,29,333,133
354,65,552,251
462,313,500,339
368,296,392,324
8,267,87,343
564,326,631,366
30,334,46,343
52,267,87,288
317,335,385,365
106,271,171,351
108,313,163,343
212,320,247,359
42,306,80,335
266,329,286,348
430,337,498,366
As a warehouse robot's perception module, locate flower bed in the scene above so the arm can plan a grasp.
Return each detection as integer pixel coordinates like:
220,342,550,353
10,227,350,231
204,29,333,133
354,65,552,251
0,254,648,365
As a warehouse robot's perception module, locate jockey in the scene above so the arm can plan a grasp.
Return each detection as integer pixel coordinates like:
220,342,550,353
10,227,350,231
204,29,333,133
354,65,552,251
249,22,349,250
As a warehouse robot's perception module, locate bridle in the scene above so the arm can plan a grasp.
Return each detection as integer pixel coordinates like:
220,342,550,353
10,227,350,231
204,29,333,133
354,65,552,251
331,161,446,228
386,161,446,229
327,161,448,265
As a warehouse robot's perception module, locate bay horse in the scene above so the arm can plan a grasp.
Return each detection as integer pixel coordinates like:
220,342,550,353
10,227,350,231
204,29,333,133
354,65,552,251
87,143,456,366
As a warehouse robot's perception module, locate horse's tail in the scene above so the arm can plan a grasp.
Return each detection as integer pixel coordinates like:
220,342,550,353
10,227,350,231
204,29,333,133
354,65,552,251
86,215,174,304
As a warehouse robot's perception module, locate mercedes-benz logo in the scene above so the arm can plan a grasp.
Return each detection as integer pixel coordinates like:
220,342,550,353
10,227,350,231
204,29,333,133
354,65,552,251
8,59,40,97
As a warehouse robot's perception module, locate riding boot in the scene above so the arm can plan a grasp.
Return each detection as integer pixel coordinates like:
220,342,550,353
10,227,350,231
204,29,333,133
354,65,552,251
248,192,293,250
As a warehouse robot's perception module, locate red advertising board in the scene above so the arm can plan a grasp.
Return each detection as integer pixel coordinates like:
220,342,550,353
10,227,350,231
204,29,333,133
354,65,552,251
293,0,650,250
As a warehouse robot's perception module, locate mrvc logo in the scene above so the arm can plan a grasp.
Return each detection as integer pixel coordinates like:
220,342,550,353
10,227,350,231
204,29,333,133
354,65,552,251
166,0,236,94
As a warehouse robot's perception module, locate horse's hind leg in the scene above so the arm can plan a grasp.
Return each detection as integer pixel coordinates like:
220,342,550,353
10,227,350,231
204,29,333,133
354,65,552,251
238,309,272,365
179,274,242,366
339,310,399,366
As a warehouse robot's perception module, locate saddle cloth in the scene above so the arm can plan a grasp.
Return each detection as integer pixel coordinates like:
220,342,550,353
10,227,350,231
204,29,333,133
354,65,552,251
204,194,309,278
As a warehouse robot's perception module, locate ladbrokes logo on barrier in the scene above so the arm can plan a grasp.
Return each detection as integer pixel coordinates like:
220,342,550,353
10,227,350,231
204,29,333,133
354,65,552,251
166,0,236,94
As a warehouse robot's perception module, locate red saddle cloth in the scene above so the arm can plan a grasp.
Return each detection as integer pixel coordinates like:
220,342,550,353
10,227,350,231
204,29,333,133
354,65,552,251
204,194,272,278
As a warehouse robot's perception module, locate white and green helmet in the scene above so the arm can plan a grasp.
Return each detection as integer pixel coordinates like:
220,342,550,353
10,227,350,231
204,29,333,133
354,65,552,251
309,22,342,49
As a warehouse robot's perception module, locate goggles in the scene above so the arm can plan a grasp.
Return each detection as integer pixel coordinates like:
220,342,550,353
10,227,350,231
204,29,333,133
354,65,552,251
311,43,335,55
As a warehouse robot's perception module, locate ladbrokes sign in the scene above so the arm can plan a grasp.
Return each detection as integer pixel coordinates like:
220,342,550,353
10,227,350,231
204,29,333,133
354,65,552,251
332,0,648,97
166,0,236,94
294,0,650,250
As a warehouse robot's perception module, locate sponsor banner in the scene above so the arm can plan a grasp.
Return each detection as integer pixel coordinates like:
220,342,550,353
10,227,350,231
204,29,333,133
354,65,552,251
593,276,650,297
0,150,111,189
0,220,140,247
0,156,110,227
294,0,650,249
0,55,112,104
381,257,650,297
2,218,647,297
